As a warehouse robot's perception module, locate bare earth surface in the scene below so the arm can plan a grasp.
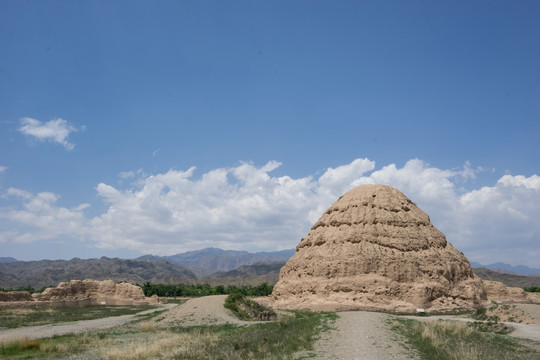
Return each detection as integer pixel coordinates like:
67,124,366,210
0,304,175,342
298,311,419,360
152,295,255,327
509,304,540,342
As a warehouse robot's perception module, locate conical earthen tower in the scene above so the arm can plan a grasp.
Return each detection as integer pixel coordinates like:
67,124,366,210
271,185,487,312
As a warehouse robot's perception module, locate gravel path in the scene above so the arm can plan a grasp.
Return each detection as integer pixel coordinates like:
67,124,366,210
152,295,254,327
0,304,175,342
303,311,418,360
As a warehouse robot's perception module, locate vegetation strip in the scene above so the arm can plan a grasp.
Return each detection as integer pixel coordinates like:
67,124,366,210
391,318,540,360
223,293,277,321
138,282,274,297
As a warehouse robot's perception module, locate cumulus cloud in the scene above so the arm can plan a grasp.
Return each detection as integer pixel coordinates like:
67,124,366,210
18,117,82,151
450,174,540,265
0,158,539,266
0,188,89,243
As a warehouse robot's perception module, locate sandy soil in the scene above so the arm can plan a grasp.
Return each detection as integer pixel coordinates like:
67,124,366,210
517,304,540,326
510,304,540,342
298,311,419,360
152,295,255,327
0,304,175,342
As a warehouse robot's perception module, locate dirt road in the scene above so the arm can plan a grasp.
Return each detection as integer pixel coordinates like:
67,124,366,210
0,304,175,342
300,311,418,360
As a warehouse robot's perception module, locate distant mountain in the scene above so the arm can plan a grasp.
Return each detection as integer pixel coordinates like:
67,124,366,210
470,262,540,276
204,261,286,286
211,261,285,278
472,268,540,288
0,257,17,263
138,247,295,273
0,257,197,289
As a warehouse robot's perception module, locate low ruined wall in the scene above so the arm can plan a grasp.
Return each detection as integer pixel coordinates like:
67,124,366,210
0,279,159,307
483,280,531,303
0,291,33,302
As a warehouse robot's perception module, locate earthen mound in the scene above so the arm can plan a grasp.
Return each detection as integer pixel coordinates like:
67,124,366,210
483,280,531,303
33,279,159,306
0,291,33,302
271,185,487,312
0,280,158,307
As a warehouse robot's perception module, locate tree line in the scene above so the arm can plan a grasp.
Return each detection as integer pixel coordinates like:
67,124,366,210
138,282,274,297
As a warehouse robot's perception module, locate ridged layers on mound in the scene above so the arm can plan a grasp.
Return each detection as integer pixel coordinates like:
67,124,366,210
271,185,487,312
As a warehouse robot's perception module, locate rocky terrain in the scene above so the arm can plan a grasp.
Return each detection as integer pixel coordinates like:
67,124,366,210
271,184,488,312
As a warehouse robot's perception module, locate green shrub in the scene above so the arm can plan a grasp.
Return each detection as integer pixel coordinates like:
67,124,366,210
224,293,277,321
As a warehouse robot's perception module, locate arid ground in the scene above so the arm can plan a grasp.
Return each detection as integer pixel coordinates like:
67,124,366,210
2,296,539,359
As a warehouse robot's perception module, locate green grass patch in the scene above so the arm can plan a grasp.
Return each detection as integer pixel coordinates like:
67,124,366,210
167,311,334,360
0,338,42,358
0,305,157,329
223,293,277,321
391,318,539,360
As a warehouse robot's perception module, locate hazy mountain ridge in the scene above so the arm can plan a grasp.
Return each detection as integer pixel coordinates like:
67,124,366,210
0,257,197,289
0,257,17,263
202,261,286,286
470,261,540,276
137,247,295,273
210,261,286,278
472,268,540,288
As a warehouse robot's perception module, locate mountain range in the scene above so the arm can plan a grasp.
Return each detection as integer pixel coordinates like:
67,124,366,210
1,248,539,290
0,257,197,289
0,248,295,289
137,247,295,275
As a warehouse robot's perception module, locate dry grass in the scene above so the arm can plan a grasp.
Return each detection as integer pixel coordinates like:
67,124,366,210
393,318,539,360
137,320,157,332
101,332,194,360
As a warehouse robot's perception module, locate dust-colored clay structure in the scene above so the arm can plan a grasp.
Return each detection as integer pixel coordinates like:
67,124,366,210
482,280,531,303
271,184,488,312
0,279,159,307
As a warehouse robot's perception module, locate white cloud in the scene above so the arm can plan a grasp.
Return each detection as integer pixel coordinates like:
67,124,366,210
0,188,89,243
0,166,7,173
450,174,540,265
0,158,538,267
18,117,82,151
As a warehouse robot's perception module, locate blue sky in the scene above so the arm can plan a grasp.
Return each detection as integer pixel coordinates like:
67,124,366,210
1,1,539,266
